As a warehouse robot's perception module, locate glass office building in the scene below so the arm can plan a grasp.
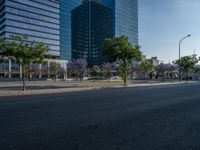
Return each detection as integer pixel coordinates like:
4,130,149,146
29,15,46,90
0,0,138,66
0,0,60,58
59,0,82,61
100,0,139,45
100,0,138,45
114,0,138,45
71,0,113,66
63,0,138,66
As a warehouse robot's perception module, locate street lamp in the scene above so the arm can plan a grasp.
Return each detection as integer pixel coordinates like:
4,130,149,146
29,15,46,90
178,34,191,81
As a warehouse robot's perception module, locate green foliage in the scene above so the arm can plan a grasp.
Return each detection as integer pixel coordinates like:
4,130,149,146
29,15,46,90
90,65,100,77
50,62,60,80
140,60,154,78
0,35,49,90
103,36,142,85
104,36,142,62
175,56,198,70
0,36,48,65
119,62,131,84
174,56,199,79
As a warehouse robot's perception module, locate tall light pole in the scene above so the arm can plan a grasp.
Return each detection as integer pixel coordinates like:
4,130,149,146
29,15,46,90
178,34,191,81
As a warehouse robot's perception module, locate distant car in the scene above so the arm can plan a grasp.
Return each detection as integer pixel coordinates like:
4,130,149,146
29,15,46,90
66,78,75,81
83,77,89,80
110,76,122,80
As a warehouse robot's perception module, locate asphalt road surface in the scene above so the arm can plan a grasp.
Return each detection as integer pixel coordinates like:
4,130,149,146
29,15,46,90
1,83,200,150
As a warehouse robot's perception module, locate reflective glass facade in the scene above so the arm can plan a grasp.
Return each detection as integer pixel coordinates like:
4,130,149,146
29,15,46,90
72,0,113,66
102,0,138,45
59,0,82,61
63,0,138,66
0,0,138,65
0,0,60,58
115,0,138,45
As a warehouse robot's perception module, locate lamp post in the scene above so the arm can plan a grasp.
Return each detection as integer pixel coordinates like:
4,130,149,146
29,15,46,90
178,34,191,81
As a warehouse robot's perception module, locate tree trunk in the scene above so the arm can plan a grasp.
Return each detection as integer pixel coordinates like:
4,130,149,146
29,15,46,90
186,69,189,81
22,65,26,91
124,76,127,86
123,60,128,87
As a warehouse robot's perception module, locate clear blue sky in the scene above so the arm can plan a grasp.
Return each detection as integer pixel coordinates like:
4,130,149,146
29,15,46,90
139,0,200,63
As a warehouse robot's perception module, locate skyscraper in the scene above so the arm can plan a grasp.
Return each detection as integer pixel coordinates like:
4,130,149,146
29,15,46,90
0,0,61,58
0,0,138,66
71,0,113,66
69,0,138,66
103,0,138,45
0,0,69,78
59,0,82,61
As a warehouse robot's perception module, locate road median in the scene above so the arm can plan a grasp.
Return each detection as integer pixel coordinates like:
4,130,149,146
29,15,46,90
0,80,197,97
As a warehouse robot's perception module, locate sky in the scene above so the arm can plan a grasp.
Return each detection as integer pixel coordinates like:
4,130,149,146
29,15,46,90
139,0,200,63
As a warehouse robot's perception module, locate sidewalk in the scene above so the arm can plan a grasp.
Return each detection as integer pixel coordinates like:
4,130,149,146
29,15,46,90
0,80,197,97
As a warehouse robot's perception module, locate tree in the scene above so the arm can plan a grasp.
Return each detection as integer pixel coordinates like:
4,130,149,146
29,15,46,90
140,60,154,79
166,64,176,78
156,63,166,77
27,63,41,78
0,36,48,91
58,67,67,78
104,36,142,86
68,59,87,81
193,66,200,79
101,63,116,80
156,63,176,79
90,65,100,77
50,62,60,80
174,56,199,80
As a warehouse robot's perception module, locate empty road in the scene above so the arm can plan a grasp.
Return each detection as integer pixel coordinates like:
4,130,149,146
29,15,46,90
1,83,200,150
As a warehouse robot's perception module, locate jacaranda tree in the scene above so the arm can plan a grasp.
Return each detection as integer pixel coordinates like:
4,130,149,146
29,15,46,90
101,63,116,80
27,63,41,78
68,59,87,81
156,63,176,79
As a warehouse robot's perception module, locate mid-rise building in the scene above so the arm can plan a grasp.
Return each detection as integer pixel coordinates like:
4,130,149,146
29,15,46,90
147,57,160,67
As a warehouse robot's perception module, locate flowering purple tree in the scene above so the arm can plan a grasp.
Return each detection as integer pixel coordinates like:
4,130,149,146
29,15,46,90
68,59,87,81
156,63,167,77
27,64,41,77
27,63,48,79
156,63,176,79
58,67,66,77
40,65,48,75
101,63,116,79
